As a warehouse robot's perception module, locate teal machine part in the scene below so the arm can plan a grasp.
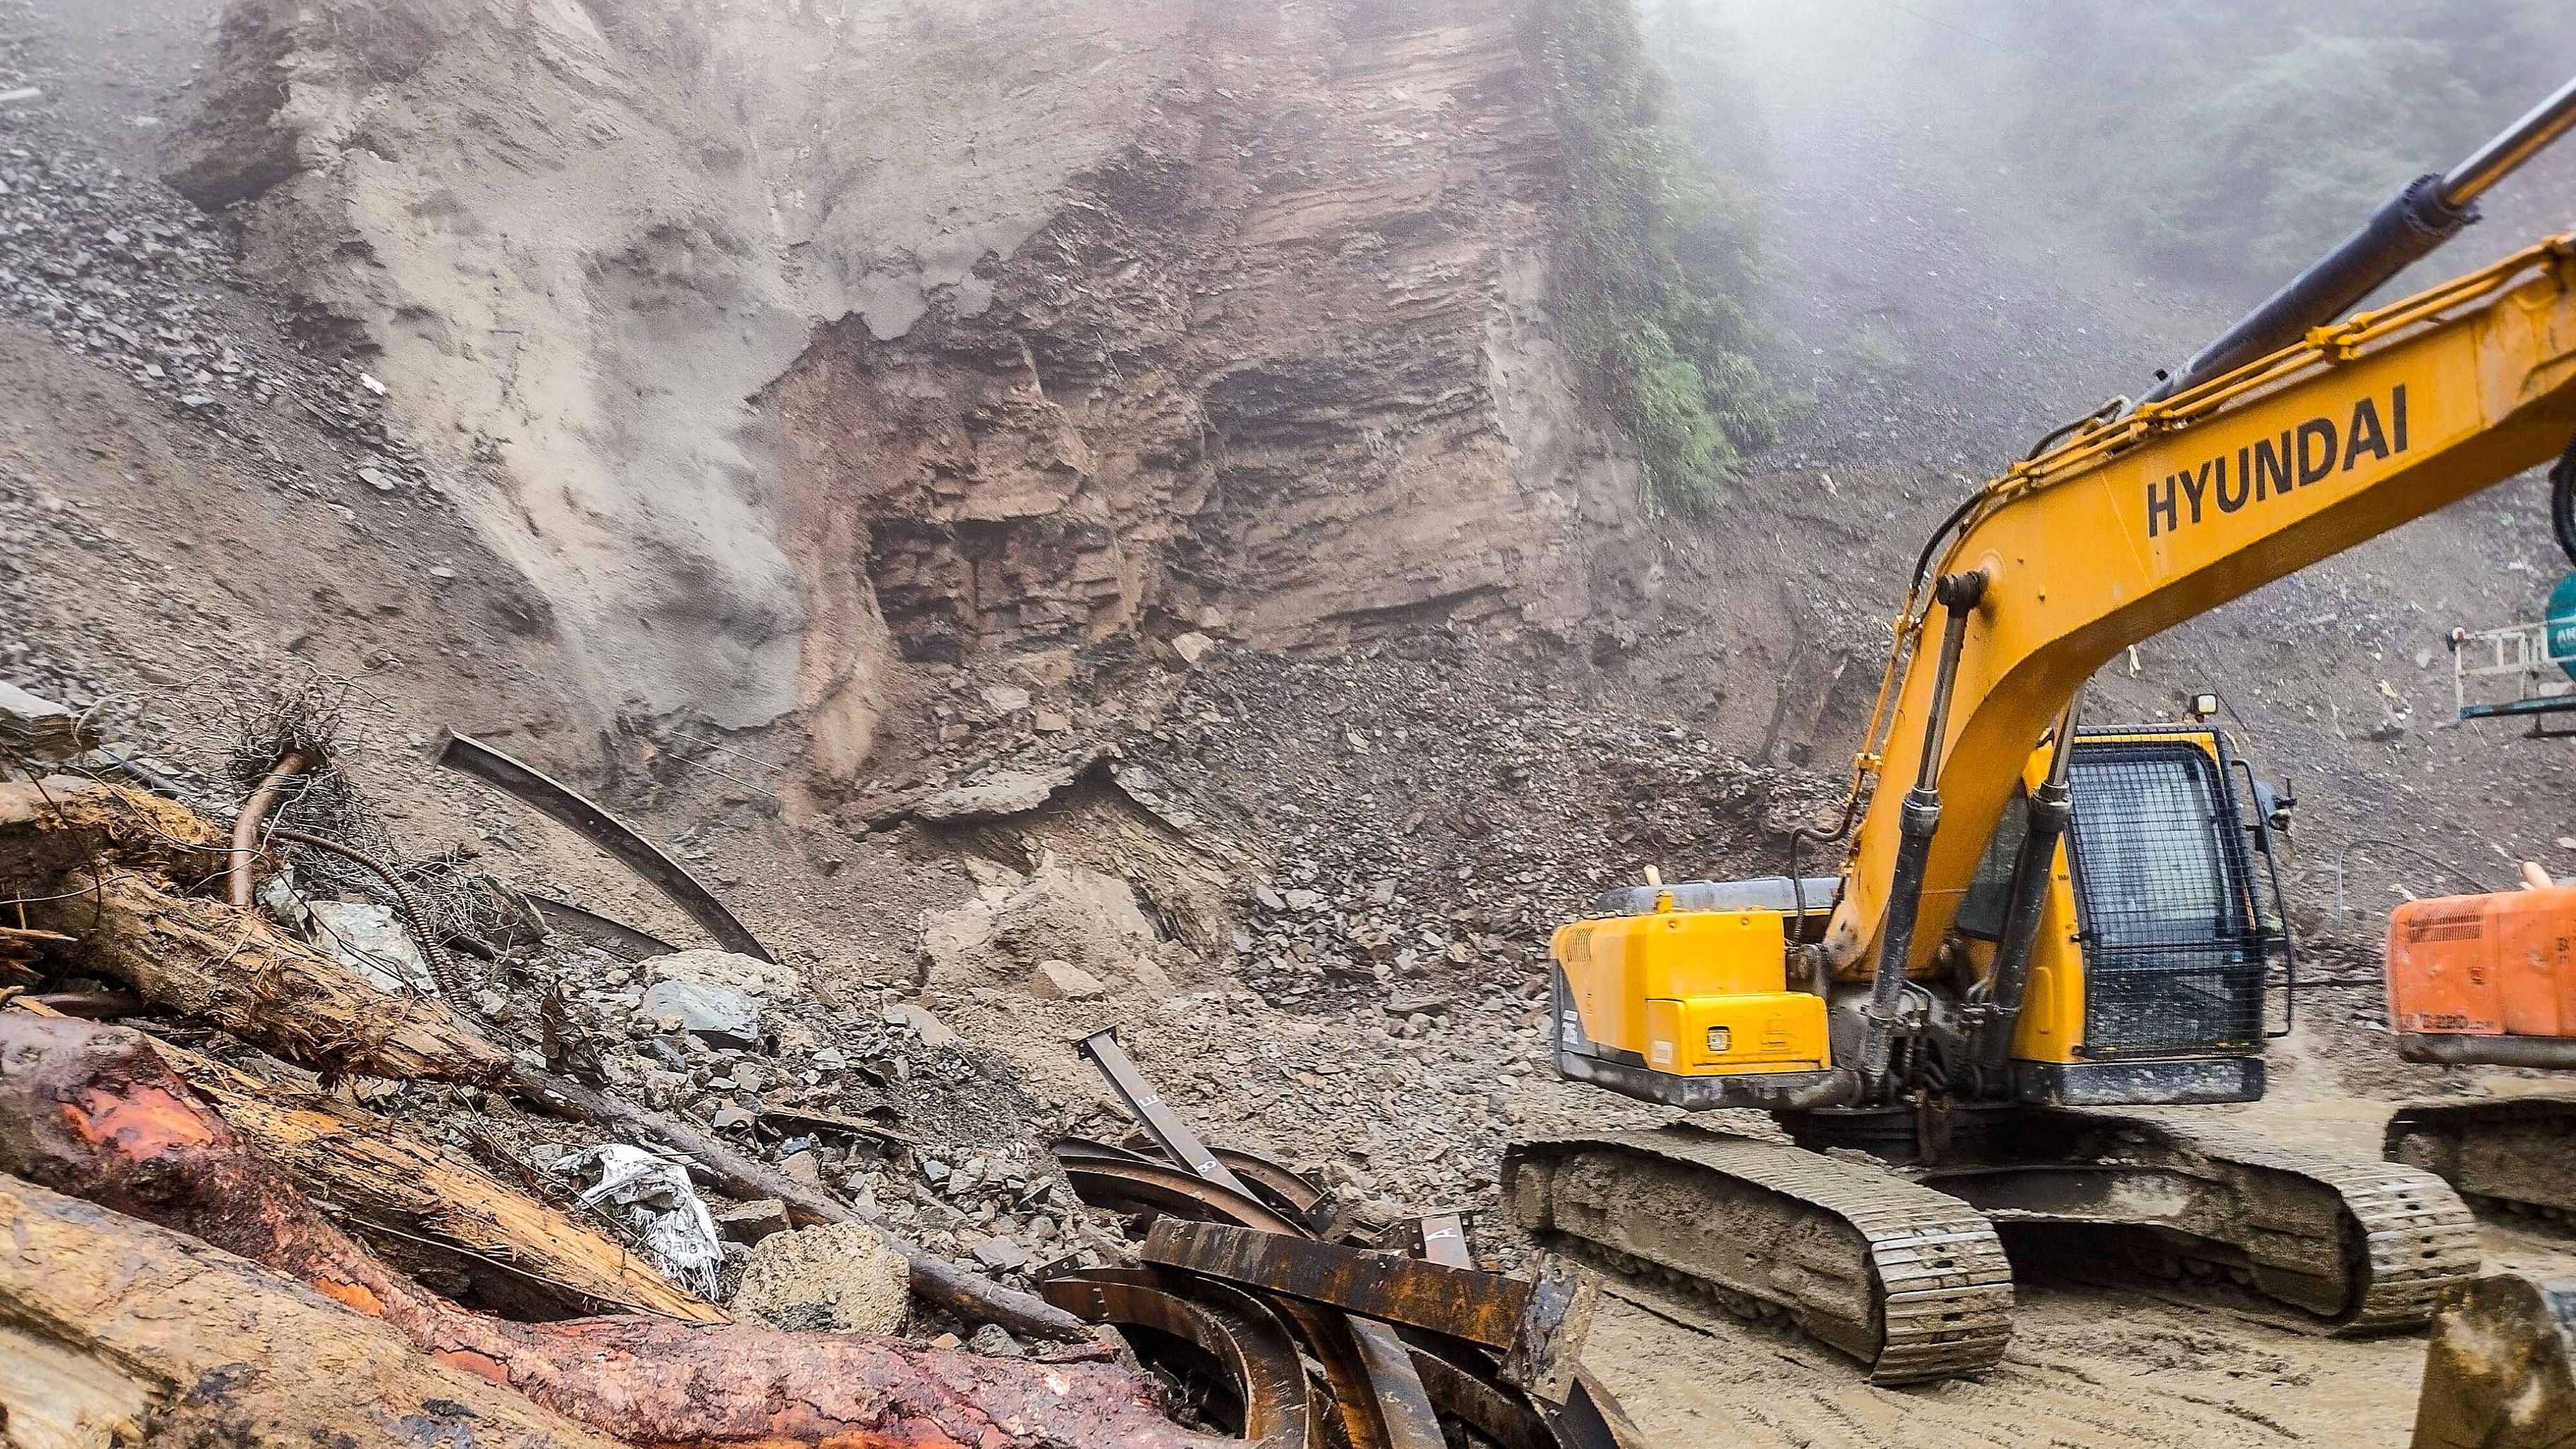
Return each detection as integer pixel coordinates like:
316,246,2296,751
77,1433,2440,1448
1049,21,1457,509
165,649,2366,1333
2550,570,2576,682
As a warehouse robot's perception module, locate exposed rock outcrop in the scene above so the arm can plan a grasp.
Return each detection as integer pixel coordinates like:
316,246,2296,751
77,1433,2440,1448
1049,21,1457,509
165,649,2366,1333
171,0,1647,778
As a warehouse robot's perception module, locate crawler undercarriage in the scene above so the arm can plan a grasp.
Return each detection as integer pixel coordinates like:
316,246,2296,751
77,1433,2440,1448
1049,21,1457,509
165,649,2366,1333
1505,1107,2478,1383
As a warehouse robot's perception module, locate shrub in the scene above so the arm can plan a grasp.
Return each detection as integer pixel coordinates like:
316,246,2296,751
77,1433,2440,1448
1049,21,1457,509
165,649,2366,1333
1522,0,1788,512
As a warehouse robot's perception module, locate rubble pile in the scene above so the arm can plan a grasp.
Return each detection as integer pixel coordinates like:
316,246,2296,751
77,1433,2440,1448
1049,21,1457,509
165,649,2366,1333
1140,633,1846,1009
0,672,1642,1447
0,88,423,479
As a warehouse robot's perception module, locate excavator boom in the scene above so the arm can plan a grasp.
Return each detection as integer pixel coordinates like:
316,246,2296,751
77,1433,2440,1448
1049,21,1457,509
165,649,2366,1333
1828,239,2576,977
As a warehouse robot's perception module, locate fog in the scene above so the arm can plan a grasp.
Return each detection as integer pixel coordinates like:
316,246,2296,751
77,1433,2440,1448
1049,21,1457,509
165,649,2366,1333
1641,0,2576,469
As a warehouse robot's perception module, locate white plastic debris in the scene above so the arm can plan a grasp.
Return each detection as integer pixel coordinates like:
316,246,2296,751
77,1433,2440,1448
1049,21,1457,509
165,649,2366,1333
358,371,388,396
555,1143,723,1297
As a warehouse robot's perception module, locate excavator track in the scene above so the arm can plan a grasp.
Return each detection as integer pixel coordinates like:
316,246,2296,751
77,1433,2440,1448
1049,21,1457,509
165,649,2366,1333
1503,1128,2014,1384
2385,1095,2576,1220
1908,1111,2479,1334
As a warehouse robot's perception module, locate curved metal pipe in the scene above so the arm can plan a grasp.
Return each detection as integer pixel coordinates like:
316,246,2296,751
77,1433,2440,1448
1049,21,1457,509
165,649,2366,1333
227,750,309,907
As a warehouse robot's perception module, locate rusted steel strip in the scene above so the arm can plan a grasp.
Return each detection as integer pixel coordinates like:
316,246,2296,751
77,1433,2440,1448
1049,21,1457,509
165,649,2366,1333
1096,1131,1330,1234
522,890,677,961
1213,1148,1332,1233
1400,1212,1637,1449
434,733,774,962
1059,1158,1306,1237
1054,1135,1159,1166
1078,1029,1256,1198
1040,1269,1311,1449
1348,1320,1448,1449
1143,1220,1598,1405
1271,1296,1443,1449
1547,1371,1649,1449
1400,1336,1552,1449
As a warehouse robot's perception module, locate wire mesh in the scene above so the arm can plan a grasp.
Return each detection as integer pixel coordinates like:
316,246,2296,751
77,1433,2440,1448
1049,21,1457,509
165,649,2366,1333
2064,740,2265,1057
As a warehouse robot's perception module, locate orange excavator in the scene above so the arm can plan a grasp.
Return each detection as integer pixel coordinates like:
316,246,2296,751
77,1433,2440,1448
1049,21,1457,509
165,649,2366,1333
2383,860,2576,1215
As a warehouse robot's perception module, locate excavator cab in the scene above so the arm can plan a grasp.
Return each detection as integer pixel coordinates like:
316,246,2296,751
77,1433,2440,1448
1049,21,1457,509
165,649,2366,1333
1970,724,2290,1104
1548,723,2292,1112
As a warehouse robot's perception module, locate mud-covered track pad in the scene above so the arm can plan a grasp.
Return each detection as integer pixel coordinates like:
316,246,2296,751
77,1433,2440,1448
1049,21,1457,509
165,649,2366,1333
1503,1129,2014,1383
1915,1110,2479,1333
2387,1094,2576,1217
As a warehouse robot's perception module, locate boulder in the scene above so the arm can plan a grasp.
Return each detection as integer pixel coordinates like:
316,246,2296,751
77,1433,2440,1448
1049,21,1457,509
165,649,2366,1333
920,856,1159,992
1030,961,1107,1001
882,1002,958,1048
642,980,762,1047
304,900,438,996
0,680,88,758
714,1198,791,1244
729,1222,909,1334
648,948,805,1001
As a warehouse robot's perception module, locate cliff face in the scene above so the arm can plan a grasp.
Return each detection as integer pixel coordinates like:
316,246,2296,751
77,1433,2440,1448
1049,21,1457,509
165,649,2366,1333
173,0,1644,774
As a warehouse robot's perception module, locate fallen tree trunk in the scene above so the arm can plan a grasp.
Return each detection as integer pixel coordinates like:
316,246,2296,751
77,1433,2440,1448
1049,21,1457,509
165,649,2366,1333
154,1044,725,1323
0,1174,628,1449
0,777,230,888
510,1064,1090,1341
0,1017,1217,1449
26,867,509,1083
2,777,1068,1341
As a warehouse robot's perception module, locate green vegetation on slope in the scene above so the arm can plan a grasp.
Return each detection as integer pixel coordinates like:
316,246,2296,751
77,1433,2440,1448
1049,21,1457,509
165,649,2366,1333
1997,0,2569,287
1522,0,1788,513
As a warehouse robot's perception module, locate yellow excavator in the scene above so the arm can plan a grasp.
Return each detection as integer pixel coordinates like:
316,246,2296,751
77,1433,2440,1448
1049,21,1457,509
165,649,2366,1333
1506,74,2576,1382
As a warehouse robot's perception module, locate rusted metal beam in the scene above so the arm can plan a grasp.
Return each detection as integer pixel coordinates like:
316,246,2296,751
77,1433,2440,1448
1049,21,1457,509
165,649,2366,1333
1273,1296,1445,1449
1040,1269,1311,1449
1058,1156,1306,1237
1549,1372,1649,1449
1078,1029,1254,1198
1143,1219,1598,1404
1213,1147,1332,1234
434,732,774,962
1402,1336,1553,1449
522,890,678,961
1092,1130,1331,1234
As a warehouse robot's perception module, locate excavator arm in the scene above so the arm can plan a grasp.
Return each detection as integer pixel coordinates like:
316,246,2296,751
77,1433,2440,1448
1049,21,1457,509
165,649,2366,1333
1825,237,2576,981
